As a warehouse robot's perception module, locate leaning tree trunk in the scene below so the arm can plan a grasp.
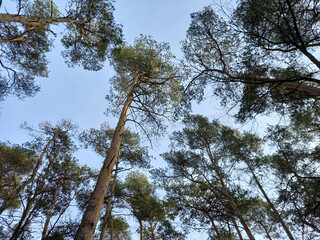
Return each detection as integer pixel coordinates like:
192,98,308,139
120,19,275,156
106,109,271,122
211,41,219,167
11,157,55,240
138,219,143,240
10,195,37,240
204,144,256,240
75,77,139,240
0,131,61,215
42,184,60,239
99,158,120,240
240,153,295,240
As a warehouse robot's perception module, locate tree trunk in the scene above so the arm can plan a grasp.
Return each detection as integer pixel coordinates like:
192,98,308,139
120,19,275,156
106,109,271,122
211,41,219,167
204,144,256,240
110,214,114,240
256,220,273,240
138,219,143,240
75,76,139,240
41,184,59,239
10,156,55,240
240,153,295,240
99,158,120,240
0,14,77,26
149,222,156,240
206,214,222,240
231,217,244,240
0,131,60,214
10,194,37,240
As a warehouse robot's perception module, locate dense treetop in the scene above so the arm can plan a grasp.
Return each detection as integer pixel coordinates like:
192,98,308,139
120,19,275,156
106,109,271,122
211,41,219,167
0,0,122,101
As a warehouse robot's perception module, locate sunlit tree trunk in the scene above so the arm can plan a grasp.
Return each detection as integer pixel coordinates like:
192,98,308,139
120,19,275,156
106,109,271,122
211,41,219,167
99,158,120,240
76,76,139,240
149,221,156,240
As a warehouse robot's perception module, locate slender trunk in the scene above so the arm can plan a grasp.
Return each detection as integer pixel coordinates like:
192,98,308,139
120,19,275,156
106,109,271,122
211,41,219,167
206,214,222,240
240,154,295,240
226,220,232,240
41,184,60,239
99,159,120,240
0,131,60,214
256,220,273,240
10,195,37,240
75,76,139,240
216,167,254,240
138,219,143,240
131,204,144,240
47,195,74,237
204,143,256,240
11,157,54,240
110,214,114,240
149,222,156,240
231,217,244,240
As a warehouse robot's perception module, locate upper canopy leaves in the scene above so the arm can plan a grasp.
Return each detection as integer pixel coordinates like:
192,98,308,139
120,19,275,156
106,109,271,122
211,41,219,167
107,35,184,136
183,2,320,123
0,0,122,101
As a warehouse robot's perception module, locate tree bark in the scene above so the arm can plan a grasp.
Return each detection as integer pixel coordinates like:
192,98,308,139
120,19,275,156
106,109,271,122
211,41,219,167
149,222,156,240
138,219,143,240
240,153,295,240
231,217,244,240
204,143,256,240
75,76,139,240
206,214,222,240
10,158,54,240
0,14,77,26
41,184,59,239
99,158,120,240
0,131,61,214
10,195,36,240
110,213,114,240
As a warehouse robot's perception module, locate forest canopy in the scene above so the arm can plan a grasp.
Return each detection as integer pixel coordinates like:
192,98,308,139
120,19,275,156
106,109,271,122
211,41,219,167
1,0,320,240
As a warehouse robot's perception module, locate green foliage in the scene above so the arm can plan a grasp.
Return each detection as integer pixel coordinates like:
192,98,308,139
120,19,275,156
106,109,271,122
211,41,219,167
62,0,122,70
264,124,320,235
79,123,150,168
124,171,154,199
0,120,96,240
103,216,131,240
0,142,37,209
0,0,122,101
161,115,288,239
183,2,320,123
234,0,320,52
106,35,184,136
121,170,183,239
